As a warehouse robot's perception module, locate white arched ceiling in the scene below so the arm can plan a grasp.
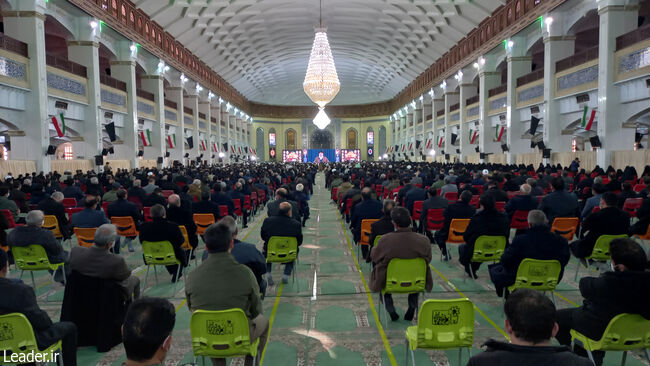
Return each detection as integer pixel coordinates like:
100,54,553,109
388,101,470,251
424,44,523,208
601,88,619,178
134,0,504,106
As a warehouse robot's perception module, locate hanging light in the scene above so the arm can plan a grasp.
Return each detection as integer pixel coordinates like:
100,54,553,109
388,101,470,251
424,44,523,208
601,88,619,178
313,108,331,130
304,0,339,129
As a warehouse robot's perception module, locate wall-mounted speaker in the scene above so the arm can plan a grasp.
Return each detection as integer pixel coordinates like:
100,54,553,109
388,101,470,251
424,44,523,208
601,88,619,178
530,141,537,148
455,149,460,154
537,141,545,150
54,101,68,110
157,157,163,164
101,148,109,156
501,144,509,152
94,155,103,165
137,150,144,157
543,148,551,158
46,145,56,155
590,136,601,148
444,154,450,160
475,146,480,153
184,153,190,158
165,152,170,157
576,93,590,104
108,147,114,154
480,153,486,159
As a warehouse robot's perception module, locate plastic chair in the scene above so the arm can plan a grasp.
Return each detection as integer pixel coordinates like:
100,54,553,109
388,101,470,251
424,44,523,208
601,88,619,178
143,206,153,222
161,190,174,198
373,235,383,247
358,219,379,258
331,187,338,202
412,201,423,222
0,209,22,229
444,192,458,204
0,313,63,366
179,225,197,268
194,213,216,235
61,197,77,208
378,257,427,326
495,201,506,213
550,217,579,241
141,240,181,294
101,201,110,215
622,198,643,217
571,313,650,365
233,199,242,216
472,185,484,194
243,195,253,211
266,236,299,283
74,227,97,248
65,207,83,218
190,309,261,365
425,209,445,231
468,236,507,279
469,195,480,208
43,215,63,240
111,216,139,237
507,259,562,304
633,184,646,193
575,234,628,281
219,205,229,218
405,298,474,366
12,244,66,292
344,198,353,217
509,210,530,230
446,219,470,245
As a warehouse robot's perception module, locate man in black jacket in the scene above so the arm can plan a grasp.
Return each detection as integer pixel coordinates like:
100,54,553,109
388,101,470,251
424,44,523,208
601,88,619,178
192,191,222,222
539,177,579,224
555,238,650,365
0,249,79,366
38,191,72,239
142,188,167,207
138,204,187,282
434,190,476,261
350,187,382,257
228,182,249,228
107,189,142,253
420,187,449,240
260,202,302,285
211,182,235,217
266,188,301,222
167,194,198,250
460,194,510,278
570,192,630,260
489,210,570,297
367,200,396,262
468,288,592,366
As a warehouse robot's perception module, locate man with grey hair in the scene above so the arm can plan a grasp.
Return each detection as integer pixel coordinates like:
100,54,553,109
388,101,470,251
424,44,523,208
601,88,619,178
488,210,570,297
38,190,72,239
505,183,539,224
440,176,458,197
69,224,140,299
7,210,69,282
139,204,187,282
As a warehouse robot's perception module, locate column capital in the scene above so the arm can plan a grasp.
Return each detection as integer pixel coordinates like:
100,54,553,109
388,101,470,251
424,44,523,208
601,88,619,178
459,83,475,88
507,56,533,63
1,11,45,20
598,4,639,15
67,40,100,48
199,101,210,105
110,60,136,67
479,71,501,78
184,94,199,99
444,92,460,96
543,35,577,43
166,86,184,91
141,74,164,80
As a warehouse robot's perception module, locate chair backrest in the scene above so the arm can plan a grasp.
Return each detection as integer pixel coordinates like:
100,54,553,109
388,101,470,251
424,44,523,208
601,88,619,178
495,201,506,212
444,192,458,203
0,209,17,228
101,201,110,214
161,190,174,198
622,198,643,217
373,235,382,247
178,225,192,250
359,219,379,246
0,313,42,356
266,236,298,263
589,234,628,261
447,219,470,244
469,195,480,208
74,227,98,248
43,215,62,238
591,313,650,351
143,206,153,222
511,259,562,291
633,184,646,193
61,197,77,208
415,298,474,349
111,216,138,236
426,209,445,231
243,195,252,210
141,241,180,265
510,210,530,230
66,207,84,218
471,235,507,263
550,217,579,241
384,257,427,294
345,198,353,214
12,244,58,270
233,199,242,215
219,205,229,217
472,185,484,195
194,213,216,235
412,201,424,220
190,309,255,358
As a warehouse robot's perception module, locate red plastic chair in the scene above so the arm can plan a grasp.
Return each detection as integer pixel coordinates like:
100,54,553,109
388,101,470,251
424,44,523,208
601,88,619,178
258,190,266,203
425,208,445,231
507,191,520,200
510,210,530,230
344,198,353,216
495,201,506,213
622,198,643,217
61,198,77,208
251,192,258,207
331,187,338,202
472,185,484,195
233,199,242,216
162,190,174,198
219,205,229,217
143,206,153,222
0,209,21,229
592,206,601,214
65,207,83,217
412,201,423,222
469,195,480,208
444,191,458,204
243,195,252,211
633,184,646,193
101,201,110,215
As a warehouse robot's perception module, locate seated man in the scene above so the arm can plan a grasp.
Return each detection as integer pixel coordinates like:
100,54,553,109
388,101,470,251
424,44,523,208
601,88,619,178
71,195,110,228
260,202,303,285
468,288,592,366
228,182,249,228
293,183,310,227
581,183,606,220
143,188,167,207
570,192,630,262
460,194,510,278
0,249,78,366
185,221,268,366
555,238,650,365
370,207,433,321
404,179,427,217
138,204,187,282
122,297,175,366
7,210,68,282
367,200,396,263
167,194,198,250
433,190,476,261
0,184,19,221
211,181,235,217
419,186,449,237
505,184,539,222
192,191,222,222
489,210,570,297
102,182,121,202
69,224,140,299
37,191,72,239
350,187,382,258
440,176,458,197
540,177,579,224
107,189,142,253
267,188,300,222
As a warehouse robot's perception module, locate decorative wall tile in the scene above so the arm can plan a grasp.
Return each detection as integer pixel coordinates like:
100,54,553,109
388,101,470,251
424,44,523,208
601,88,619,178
137,101,154,115
518,84,544,102
101,89,126,106
0,56,26,81
184,116,193,125
467,106,479,117
450,112,460,122
557,65,598,91
164,110,177,121
211,124,217,131
619,46,650,73
199,122,206,129
47,72,85,95
437,118,445,126
489,97,507,110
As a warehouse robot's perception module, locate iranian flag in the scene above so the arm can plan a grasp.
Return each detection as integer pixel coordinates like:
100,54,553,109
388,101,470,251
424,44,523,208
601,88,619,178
51,113,66,138
581,106,597,131
238,146,242,155
200,140,206,151
470,130,478,144
167,135,175,148
139,130,151,146
230,145,235,154
213,142,218,152
426,139,432,149
496,126,505,142
408,142,413,151
401,144,405,152
438,136,444,147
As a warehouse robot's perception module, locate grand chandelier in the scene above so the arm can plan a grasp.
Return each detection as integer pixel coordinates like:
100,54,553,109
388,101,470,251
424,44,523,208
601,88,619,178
303,1,339,130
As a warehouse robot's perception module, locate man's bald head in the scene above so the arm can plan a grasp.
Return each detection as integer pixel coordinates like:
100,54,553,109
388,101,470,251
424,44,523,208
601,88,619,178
279,201,292,217
168,194,180,207
275,188,288,199
361,187,372,200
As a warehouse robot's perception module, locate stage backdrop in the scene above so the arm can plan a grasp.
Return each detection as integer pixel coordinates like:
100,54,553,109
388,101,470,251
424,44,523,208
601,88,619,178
306,149,336,163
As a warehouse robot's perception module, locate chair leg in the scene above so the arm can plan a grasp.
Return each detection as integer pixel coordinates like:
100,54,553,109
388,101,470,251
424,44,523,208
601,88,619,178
143,266,150,291
153,265,159,284
19,269,24,279
410,349,416,366
405,340,409,366
586,350,596,365
30,271,36,289
621,350,627,366
458,347,462,366
574,259,580,282
551,291,556,306
644,349,650,364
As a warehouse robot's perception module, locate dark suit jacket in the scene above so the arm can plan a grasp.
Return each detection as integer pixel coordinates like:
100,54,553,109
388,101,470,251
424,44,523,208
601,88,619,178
404,187,427,214
138,218,187,266
266,199,301,221
143,193,166,207
467,339,592,366
630,197,650,235
350,199,383,242
574,207,630,257
396,184,414,206
69,246,131,281
231,239,267,292
9,188,28,212
463,208,510,250
434,201,476,242
260,214,303,254
505,195,539,220
484,188,508,203
37,197,71,237
420,196,449,230
540,190,579,223
211,192,235,216
71,207,110,228
106,198,142,227
62,185,84,201
127,186,146,204
7,226,66,264
369,215,394,249
192,200,222,221
167,205,198,248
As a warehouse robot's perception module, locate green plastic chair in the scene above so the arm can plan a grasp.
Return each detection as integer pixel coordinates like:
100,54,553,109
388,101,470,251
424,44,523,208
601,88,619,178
0,313,63,366
190,309,260,365
141,240,181,295
12,244,66,300
373,235,383,247
378,257,428,326
507,259,562,304
468,236,507,279
266,236,299,283
574,234,628,281
405,298,474,366
571,313,650,365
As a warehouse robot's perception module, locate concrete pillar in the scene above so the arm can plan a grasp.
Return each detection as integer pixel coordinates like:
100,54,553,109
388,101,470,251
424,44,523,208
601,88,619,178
478,55,502,161
459,76,478,162
444,90,460,161
110,42,139,169
184,84,200,164
166,85,185,164
199,100,211,165
212,103,221,162
433,96,445,157
596,0,638,167
506,36,532,164
140,72,166,168
3,5,50,172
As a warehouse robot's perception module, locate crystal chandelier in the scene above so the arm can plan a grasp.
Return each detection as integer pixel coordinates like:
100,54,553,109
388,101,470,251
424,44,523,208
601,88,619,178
303,0,339,130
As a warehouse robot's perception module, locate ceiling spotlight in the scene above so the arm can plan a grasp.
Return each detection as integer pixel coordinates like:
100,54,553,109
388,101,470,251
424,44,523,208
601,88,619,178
479,57,486,65
382,154,388,159
208,91,215,100
429,89,435,97
419,95,424,101
218,97,224,104
195,84,203,93
180,73,188,83
473,62,479,69
457,70,463,79
441,80,447,89
507,40,514,49
89,20,98,29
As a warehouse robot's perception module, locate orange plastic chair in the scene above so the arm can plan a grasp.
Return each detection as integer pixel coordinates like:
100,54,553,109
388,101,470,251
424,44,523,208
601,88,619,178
634,224,650,241
74,227,98,248
194,213,215,235
447,219,470,244
551,217,579,241
43,215,63,239
359,219,379,246
179,225,197,267
111,216,139,237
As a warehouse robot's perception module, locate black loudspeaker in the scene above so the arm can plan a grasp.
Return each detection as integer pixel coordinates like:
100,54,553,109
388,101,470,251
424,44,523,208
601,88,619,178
537,141,545,150
529,116,540,135
199,154,203,159
451,133,458,145
441,150,445,155
196,157,201,162
187,137,194,149
184,153,190,158
157,157,163,164
635,132,644,142
165,152,170,157
94,155,103,165
101,148,109,156
475,146,480,153
108,147,114,154
456,149,460,154
543,148,551,158
46,145,56,155
137,150,144,157
501,144,509,152
480,153,487,159
445,154,450,160
211,154,215,159
590,136,602,148
416,140,421,149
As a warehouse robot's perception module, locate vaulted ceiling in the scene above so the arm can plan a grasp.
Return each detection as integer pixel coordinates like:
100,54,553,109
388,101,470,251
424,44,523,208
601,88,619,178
134,0,505,106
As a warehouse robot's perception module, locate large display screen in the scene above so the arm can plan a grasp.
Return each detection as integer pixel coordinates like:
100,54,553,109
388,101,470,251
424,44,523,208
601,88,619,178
367,131,374,146
306,149,336,163
340,149,361,162
269,133,276,146
282,149,303,162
